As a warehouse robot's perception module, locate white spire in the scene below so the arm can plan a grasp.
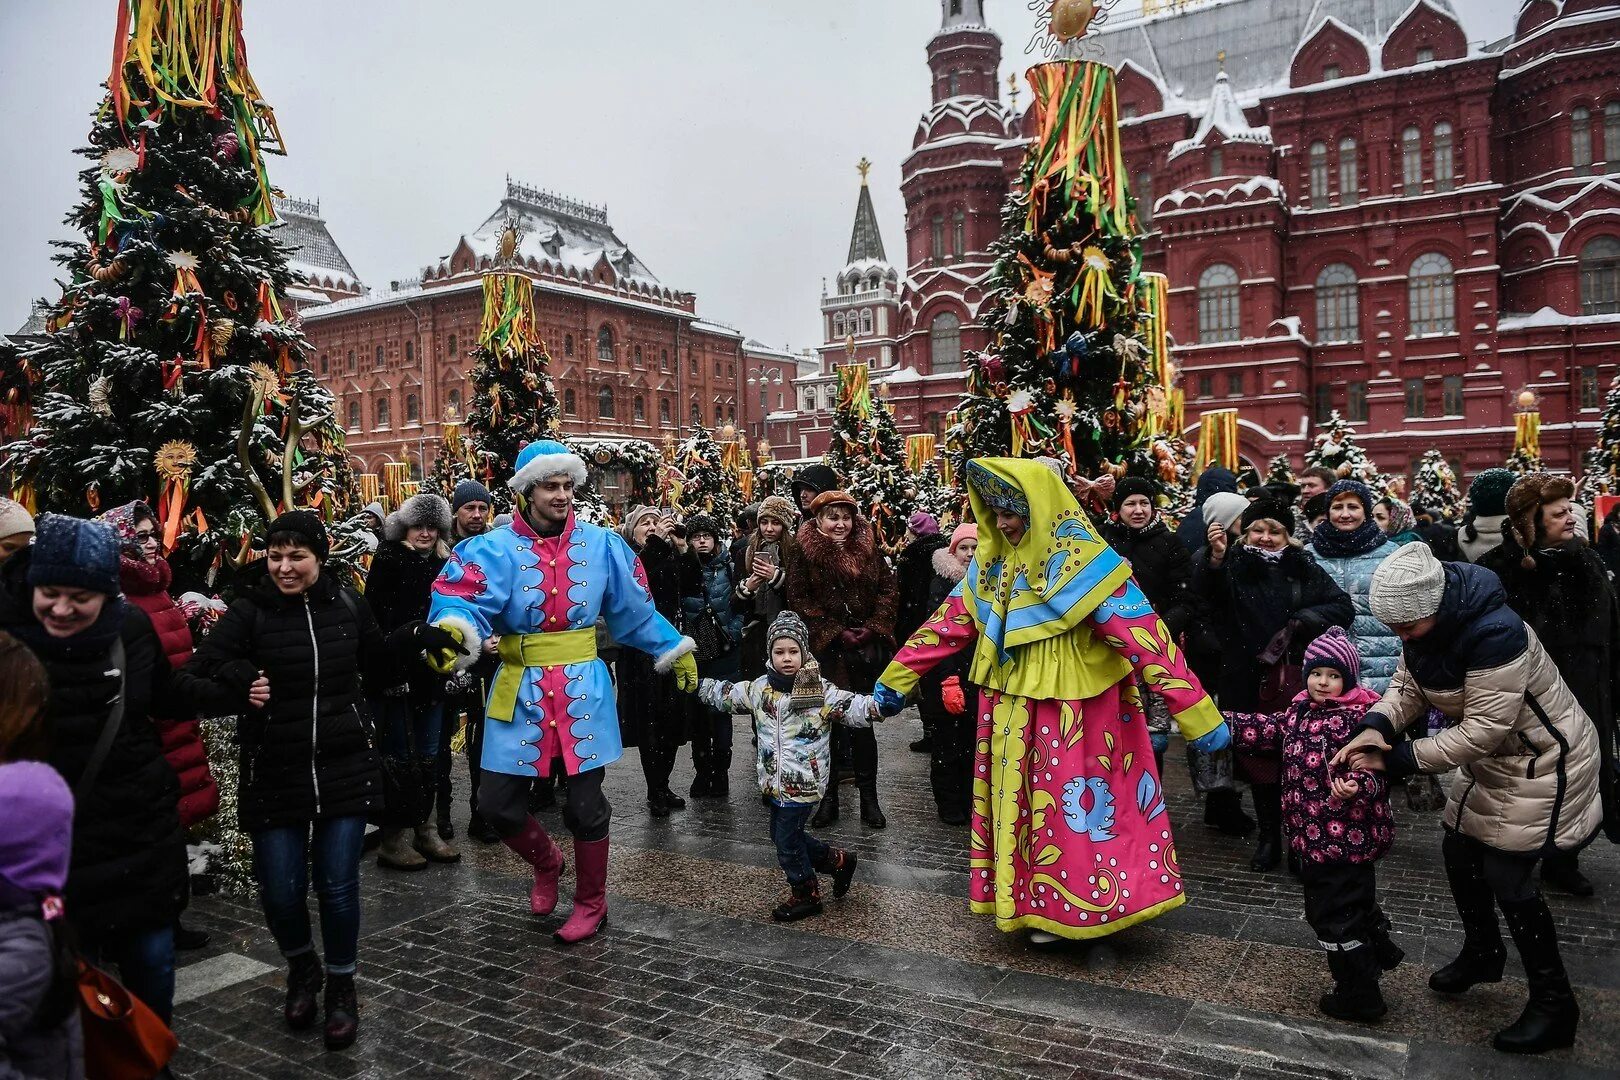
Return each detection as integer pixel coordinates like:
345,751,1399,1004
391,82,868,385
940,0,987,30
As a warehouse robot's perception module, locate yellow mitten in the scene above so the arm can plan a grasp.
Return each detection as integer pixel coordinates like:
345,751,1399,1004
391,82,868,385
673,651,699,693
423,623,467,674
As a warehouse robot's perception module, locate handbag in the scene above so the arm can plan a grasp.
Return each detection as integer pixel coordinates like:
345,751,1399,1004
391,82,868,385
73,640,180,1080
688,605,728,664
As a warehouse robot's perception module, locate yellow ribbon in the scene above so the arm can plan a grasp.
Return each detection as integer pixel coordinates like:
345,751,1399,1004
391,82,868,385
487,627,598,723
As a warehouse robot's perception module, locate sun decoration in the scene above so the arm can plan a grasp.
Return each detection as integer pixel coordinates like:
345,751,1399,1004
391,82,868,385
167,250,201,272
247,361,280,402
1027,0,1112,56
100,147,140,176
154,439,198,482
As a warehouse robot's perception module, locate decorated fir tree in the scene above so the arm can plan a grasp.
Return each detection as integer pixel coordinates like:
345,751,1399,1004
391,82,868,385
1265,453,1295,488
1581,376,1620,498
1411,449,1463,521
1506,409,1544,476
464,263,560,501
1304,412,1380,487
0,0,357,593
673,424,742,530
826,367,926,547
947,61,1173,493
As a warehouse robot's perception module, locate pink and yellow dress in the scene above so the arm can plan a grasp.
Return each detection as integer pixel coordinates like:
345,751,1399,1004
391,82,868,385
879,458,1223,940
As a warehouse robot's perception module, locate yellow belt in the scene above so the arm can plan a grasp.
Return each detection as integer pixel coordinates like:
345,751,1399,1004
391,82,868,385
487,627,598,723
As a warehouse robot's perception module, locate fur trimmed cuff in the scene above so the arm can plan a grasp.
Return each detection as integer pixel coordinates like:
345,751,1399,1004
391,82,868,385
653,636,696,673
434,613,485,673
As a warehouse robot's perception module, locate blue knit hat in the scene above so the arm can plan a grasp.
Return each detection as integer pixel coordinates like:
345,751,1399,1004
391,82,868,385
451,479,494,512
27,514,121,596
1324,478,1375,516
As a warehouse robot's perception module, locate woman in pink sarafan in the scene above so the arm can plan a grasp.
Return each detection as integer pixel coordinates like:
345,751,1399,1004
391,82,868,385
875,458,1230,943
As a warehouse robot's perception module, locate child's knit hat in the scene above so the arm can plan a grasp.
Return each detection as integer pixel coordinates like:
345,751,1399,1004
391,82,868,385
1302,626,1361,689
768,610,825,710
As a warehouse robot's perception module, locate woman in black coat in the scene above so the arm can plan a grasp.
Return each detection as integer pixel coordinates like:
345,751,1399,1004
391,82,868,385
1476,475,1619,898
0,515,188,1026
1194,497,1354,871
175,511,444,1052
616,507,690,817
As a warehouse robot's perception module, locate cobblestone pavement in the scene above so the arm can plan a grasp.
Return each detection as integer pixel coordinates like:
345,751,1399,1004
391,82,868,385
173,712,1619,1079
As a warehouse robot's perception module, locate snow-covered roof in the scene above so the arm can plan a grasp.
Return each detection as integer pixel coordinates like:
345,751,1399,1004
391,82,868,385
1168,70,1272,159
273,196,362,292
1499,306,1620,331
1156,175,1285,211
913,96,1016,150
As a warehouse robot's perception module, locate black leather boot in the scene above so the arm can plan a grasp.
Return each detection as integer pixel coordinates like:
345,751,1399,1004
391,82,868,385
1430,835,1507,994
811,786,839,827
1493,896,1579,1054
771,879,824,922
1541,852,1595,898
858,782,887,829
1370,909,1405,972
1204,788,1255,836
1248,784,1282,872
284,951,323,1031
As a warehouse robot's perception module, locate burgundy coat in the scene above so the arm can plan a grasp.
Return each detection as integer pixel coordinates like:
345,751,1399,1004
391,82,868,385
122,555,219,829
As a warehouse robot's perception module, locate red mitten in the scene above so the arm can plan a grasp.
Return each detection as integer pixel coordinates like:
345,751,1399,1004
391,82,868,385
942,676,966,715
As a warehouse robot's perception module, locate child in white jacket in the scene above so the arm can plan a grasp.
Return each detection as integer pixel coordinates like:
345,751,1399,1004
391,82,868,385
699,610,879,921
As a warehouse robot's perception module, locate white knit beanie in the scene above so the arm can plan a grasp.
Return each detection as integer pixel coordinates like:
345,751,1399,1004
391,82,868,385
0,498,35,541
1369,542,1446,625
1201,491,1249,532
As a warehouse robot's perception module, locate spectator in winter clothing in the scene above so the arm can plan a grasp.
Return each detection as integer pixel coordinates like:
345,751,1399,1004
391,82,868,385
0,632,82,1080
915,524,977,824
699,611,873,922
1195,498,1354,872
1298,467,1337,503
731,504,759,588
98,500,218,954
681,515,745,798
1306,480,1401,695
443,479,497,837
173,511,437,1052
0,499,34,563
1596,504,1620,580
451,480,493,540
0,515,189,1026
366,493,459,870
360,502,386,540
1175,466,1238,555
1226,627,1401,1023
1374,497,1421,546
790,463,841,519
1342,543,1604,1055
617,506,691,817
735,496,797,680
1476,474,1619,900
894,510,950,757
787,490,898,829
1456,468,1516,562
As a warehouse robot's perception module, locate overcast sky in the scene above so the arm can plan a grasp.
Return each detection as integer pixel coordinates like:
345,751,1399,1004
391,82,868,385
0,0,1519,350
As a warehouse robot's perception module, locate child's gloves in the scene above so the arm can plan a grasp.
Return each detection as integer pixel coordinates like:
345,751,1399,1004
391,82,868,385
1189,722,1231,753
941,675,966,715
873,682,906,717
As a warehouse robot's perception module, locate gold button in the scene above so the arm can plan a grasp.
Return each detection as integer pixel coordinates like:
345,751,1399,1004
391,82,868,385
549,720,557,728
549,560,556,567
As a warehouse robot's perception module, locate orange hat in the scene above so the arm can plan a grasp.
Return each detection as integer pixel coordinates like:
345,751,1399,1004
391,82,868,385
809,489,859,516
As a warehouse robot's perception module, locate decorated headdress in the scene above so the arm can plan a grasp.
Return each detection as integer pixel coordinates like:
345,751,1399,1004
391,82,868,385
509,439,587,496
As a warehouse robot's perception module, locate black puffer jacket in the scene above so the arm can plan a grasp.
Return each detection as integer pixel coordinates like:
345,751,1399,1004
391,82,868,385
1193,544,1354,711
1102,518,1195,637
363,540,447,701
0,552,186,937
895,533,951,644
175,564,388,831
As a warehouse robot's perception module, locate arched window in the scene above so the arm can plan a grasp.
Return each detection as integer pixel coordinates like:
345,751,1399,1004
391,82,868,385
374,396,390,428
832,312,845,338
860,309,873,335
634,395,645,421
564,388,577,415
660,348,669,371
446,387,462,416
688,353,698,378
1401,126,1423,195
1580,236,1620,315
930,215,945,265
1315,264,1360,342
374,345,385,370
405,393,420,423
447,333,457,358
929,312,962,374
690,401,701,426
1408,252,1456,335
714,404,723,424
346,349,355,373
404,341,414,363
1197,263,1241,343
598,385,616,419
1606,102,1620,165
1136,170,1154,227
952,209,966,259
1433,121,1454,191
564,334,574,357
346,400,360,430
596,326,615,361
659,397,671,424
1338,137,1359,206
1209,147,1224,177
1572,106,1593,175
1308,141,1330,208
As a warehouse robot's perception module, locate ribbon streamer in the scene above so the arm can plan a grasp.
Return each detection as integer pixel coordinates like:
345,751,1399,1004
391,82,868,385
478,272,539,360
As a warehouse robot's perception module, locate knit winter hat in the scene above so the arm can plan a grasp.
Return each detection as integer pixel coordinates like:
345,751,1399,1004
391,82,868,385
768,609,811,657
1241,496,1296,536
265,510,330,561
767,610,825,710
1201,491,1249,532
97,500,157,553
1302,492,1331,524
0,761,73,907
1302,625,1361,689
617,505,660,545
27,514,121,596
385,492,453,542
1325,478,1375,517
1505,473,1576,568
1467,468,1517,518
1369,541,1446,625
908,511,940,536
1111,475,1158,512
451,479,494,511
0,497,36,541
684,514,721,542
949,522,978,557
757,495,798,530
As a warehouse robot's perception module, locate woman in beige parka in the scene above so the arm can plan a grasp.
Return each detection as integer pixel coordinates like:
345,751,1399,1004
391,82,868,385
1337,542,1603,1057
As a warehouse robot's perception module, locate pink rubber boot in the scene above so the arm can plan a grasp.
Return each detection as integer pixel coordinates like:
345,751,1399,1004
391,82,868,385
553,836,609,944
502,817,565,916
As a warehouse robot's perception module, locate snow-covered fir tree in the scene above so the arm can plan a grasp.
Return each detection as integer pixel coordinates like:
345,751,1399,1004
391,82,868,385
1304,412,1380,487
1411,449,1463,521
674,425,742,530
465,265,560,501
1265,454,1295,487
1581,376,1620,498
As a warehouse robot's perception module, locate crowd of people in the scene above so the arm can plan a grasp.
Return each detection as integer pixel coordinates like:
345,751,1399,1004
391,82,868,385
0,447,1615,1076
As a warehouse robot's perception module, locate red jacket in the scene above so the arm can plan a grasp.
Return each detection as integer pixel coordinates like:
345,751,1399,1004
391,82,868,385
122,555,219,829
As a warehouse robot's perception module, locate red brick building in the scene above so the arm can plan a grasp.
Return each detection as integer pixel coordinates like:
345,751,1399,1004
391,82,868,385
777,0,1620,481
295,180,799,477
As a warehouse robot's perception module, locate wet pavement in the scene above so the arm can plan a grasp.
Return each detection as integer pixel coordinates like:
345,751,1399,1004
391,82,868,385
173,711,1619,1079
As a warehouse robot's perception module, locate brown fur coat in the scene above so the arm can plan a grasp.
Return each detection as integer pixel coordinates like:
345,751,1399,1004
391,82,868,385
786,517,897,690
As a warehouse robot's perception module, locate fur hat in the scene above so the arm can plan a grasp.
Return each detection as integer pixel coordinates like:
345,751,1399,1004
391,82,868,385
0,498,36,542
1302,625,1361,690
684,514,721,542
509,439,587,496
451,479,494,512
1111,475,1158,512
1467,468,1517,518
266,510,330,561
28,514,121,596
1201,491,1249,532
1240,496,1295,536
949,522,978,557
757,495,798,530
1369,541,1446,625
1505,473,1576,569
385,493,453,542
810,490,859,517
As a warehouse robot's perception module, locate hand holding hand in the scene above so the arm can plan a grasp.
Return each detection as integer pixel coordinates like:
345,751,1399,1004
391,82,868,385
1330,729,1391,772
421,623,469,673
873,682,907,718
673,651,699,693
1190,722,1231,753
1330,774,1361,800
247,674,270,709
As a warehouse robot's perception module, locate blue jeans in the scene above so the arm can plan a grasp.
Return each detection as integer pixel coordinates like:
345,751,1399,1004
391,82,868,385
251,816,367,975
82,924,175,1025
376,697,444,759
770,801,828,886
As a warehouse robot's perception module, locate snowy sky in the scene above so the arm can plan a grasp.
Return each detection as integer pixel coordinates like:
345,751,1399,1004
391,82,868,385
0,0,1521,351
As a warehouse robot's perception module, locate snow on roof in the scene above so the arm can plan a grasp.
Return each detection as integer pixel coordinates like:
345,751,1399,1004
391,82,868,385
273,195,362,290
1156,175,1285,210
878,366,923,385
690,319,744,339
1168,70,1272,159
1499,307,1620,331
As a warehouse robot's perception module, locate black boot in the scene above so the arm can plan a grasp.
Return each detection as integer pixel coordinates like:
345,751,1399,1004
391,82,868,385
648,791,672,818
1249,784,1282,872
811,787,839,827
323,972,359,1051
284,951,323,1031
1541,852,1595,898
1318,946,1387,1023
858,783,887,829
771,879,824,922
1370,910,1405,972
466,812,501,844
174,919,210,952
1493,896,1580,1054
1204,788,1255,836
436,800,454,841
1430,836,1507,994
659,788,687,810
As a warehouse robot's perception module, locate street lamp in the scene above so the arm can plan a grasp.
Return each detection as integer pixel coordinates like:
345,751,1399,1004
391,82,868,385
747,365,784,439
